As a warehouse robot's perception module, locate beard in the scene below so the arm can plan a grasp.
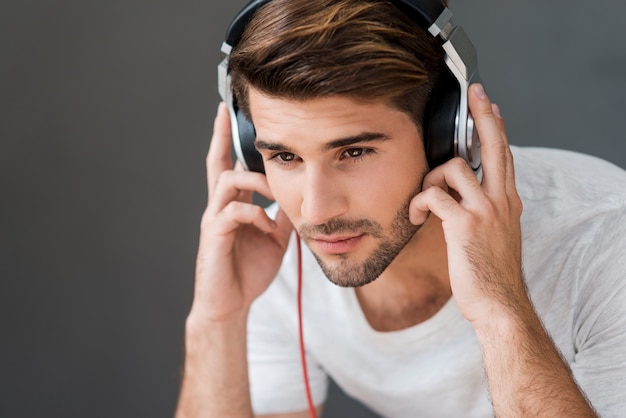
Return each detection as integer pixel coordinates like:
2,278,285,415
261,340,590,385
298,176,425,287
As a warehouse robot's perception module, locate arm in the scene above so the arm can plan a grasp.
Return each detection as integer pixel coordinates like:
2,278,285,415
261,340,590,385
175,103,298,418
474,294,596,416
179,313,321,418
178,312,252,417
411,84,596,416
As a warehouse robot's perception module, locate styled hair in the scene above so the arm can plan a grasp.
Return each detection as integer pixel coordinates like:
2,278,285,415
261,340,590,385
229,0,447,132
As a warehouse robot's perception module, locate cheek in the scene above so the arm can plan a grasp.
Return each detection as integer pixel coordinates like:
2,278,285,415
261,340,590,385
367,156,423,196
357,170,404,215
266,171,302,219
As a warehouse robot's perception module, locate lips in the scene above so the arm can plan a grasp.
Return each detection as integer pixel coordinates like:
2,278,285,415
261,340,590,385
308,234,365,255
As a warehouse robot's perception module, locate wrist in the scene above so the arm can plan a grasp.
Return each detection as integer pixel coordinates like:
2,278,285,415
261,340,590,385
184,307,249,355
186,304,249,333
470,295,541,343
187,294,251,324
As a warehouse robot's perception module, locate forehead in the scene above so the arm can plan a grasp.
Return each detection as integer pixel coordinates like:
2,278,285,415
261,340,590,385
248,88,416,144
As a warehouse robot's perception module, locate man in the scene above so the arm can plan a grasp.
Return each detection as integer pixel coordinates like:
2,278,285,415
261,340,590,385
176,0,626,416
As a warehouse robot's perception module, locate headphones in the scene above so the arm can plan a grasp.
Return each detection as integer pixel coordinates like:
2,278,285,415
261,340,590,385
218,0,482,179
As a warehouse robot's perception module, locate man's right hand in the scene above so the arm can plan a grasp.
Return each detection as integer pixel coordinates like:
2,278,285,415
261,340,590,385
190,103,294,323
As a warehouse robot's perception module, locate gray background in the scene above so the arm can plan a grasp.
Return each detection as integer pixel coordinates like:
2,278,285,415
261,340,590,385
1,1,624,417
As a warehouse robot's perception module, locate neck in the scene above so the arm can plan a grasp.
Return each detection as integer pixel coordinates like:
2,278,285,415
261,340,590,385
355,215,451,332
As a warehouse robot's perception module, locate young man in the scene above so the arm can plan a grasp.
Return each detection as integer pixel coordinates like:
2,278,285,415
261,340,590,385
176,0,626,417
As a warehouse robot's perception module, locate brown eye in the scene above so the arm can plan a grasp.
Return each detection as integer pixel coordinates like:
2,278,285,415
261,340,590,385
276,152,295,162
345,148,365,158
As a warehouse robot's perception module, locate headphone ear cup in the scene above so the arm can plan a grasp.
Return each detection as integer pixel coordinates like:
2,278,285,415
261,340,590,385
235,109,265,174
423,69,460,169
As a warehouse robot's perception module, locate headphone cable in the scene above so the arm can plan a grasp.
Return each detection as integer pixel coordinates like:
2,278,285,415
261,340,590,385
296,234,318,418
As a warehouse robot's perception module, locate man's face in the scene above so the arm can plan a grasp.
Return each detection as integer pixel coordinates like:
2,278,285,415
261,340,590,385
250,88,429,287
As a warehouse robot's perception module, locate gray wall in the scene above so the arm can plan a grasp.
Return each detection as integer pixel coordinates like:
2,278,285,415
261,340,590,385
1,1,624,417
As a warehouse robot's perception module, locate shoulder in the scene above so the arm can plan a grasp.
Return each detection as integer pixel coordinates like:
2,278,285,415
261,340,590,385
512,146,626,250
511,146,626,262
512,147,626,334
511,146,626,208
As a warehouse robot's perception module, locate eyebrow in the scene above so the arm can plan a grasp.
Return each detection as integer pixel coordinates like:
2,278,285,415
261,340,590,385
255,132,391,152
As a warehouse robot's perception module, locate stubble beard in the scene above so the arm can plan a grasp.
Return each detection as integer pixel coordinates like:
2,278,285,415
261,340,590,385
300,178,425,288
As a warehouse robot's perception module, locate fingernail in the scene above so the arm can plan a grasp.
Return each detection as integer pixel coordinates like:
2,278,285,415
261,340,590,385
492,103,501,118
473,83,487,99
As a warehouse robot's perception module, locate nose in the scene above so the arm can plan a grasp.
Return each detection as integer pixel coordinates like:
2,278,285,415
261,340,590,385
300,165,348,226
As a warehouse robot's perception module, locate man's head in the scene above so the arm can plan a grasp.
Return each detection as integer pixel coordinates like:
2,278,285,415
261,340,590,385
224,0,450,286
228,0,447,135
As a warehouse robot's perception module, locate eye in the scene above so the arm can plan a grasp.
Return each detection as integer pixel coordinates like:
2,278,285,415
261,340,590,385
341,148,373,160
268,151,300,165
277,152,295,162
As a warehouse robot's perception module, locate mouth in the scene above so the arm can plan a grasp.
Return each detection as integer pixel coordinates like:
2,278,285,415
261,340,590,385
308,234,365,255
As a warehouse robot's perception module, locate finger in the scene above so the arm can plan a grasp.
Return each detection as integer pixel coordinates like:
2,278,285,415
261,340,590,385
410,185,467,225
210,200,279,236
267,207,295,250
421,157,486,210
469,84,507,193
208,170,275,216
491,103,517,193
230,161,254,203
207,103,234,199
491,104,503,130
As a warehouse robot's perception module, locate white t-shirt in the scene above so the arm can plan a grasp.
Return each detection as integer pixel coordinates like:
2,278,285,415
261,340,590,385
247,147,626,417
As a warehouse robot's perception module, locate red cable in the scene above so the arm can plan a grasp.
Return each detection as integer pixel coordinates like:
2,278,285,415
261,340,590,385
296,234,317,418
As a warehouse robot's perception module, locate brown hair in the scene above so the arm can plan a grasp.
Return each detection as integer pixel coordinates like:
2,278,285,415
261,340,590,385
229,0,447,132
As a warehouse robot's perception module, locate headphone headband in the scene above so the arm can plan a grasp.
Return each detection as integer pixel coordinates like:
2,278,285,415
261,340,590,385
225,0,447,49
225,0,270,48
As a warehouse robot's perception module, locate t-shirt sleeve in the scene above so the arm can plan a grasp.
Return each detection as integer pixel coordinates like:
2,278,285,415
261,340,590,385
570,209,626,417
246,252,329,415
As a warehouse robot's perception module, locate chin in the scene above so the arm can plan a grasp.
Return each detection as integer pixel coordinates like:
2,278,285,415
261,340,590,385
311,249,393,288
313,228,421,288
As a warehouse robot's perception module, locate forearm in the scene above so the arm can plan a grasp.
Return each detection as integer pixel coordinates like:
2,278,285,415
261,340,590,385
176,309,253,418
474,298,596,417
